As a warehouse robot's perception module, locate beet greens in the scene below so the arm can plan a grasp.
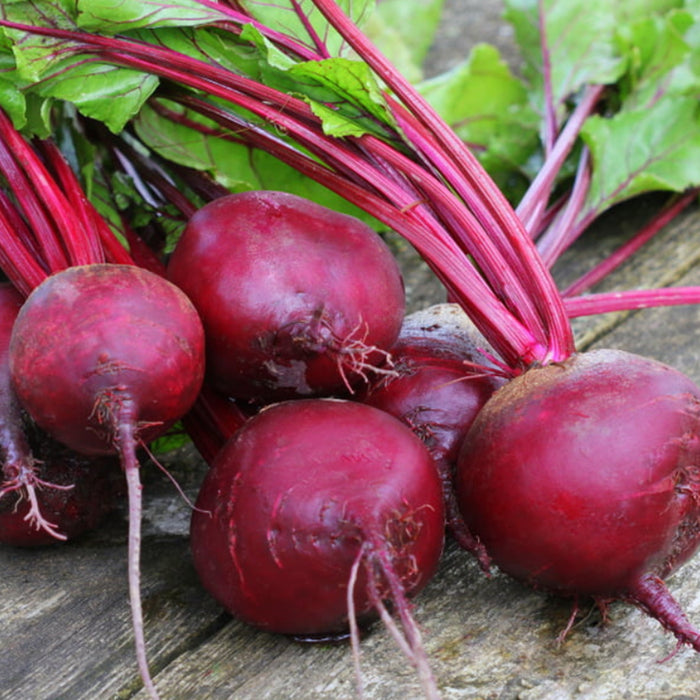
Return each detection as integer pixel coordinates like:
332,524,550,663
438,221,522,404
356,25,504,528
1,0,698,322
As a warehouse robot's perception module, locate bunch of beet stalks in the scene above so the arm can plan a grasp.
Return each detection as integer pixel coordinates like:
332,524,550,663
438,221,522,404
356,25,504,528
2,2,700,699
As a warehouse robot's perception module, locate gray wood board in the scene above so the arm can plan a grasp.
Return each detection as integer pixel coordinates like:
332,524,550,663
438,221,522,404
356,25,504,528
4,1,700,699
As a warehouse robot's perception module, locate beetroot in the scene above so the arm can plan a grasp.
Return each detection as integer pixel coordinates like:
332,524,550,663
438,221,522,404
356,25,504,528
166,190,406,402
9,265,205,456
0,283,52,533
0,282,124,546
190,398,445,696
0,282,109,543
456,348,700,649
359,304,505,564
361,304,505,476
9,263,205,699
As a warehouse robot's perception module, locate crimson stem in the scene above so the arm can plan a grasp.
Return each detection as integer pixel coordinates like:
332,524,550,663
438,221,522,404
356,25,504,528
0,15,568,368
308,0,575,361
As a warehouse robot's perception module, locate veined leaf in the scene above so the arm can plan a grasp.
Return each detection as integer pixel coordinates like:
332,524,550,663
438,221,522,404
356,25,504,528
2,1,80,81
581,95,700,219
615,10,698,110
37,61,159,132
232,24,396,138
132,98,380,223
364,0,445,82
419,43,539,199
77,0,223,32
502,0,681,109
0,75,27,128
290,57,394,134
133,100,261,191
239,0,375,57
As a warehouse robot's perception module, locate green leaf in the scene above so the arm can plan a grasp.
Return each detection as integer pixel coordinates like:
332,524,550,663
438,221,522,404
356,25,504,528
0,3,163,133
0,47,28,128
615,10,698,110
77,0,222,32
133,100,261,191
308,100,369,138
237,0,374,58
363,0,445,82
148,424,191,455
581,95,700,218
0,77,26,128
37,61,159,133
504,0,643,108
212,24,396,139
419,43,540,199
2,1,80,81
132,24,260,78
289,57,394,135
133,99,382,226
236,22,326,96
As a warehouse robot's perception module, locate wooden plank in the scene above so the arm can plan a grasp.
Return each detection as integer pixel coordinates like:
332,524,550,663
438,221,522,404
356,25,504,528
128,543,700,700
555,199,700,352
0,515,224,699
3,1,700,699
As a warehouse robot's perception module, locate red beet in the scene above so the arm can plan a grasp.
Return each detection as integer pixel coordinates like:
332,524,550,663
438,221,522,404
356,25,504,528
9,265,205,456
167,190,406,401
0,282,124,545
361,304,505,475
456,348,700,650
9,263,205,699
190,398,445,696
359,304,505,564
0,284,49,530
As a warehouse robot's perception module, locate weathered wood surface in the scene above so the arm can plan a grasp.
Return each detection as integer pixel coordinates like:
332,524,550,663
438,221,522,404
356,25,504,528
3,2,700,699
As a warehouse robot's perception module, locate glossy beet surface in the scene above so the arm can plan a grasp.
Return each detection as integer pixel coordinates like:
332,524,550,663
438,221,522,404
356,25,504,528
360,304,505,474
191,399,445,636
457,349,700,597
167,191,405,401
9,264,205,456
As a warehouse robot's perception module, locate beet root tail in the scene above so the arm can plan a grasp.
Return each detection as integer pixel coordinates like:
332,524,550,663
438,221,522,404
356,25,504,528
628,574,700,654
367,543,442,700
118,411,161,700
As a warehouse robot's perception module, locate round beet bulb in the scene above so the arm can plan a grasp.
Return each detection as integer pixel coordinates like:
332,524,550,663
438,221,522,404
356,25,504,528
191,398,445,696
456,348,700,651
9,263,205,699
167,191,406,401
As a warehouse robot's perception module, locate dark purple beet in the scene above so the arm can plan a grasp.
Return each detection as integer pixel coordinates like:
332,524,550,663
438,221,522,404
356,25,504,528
361,304,505,475
9,263,205,699
0,422,123,547
0,282,123,543
456,348,700,651
191,398,445,697
167,190,406,401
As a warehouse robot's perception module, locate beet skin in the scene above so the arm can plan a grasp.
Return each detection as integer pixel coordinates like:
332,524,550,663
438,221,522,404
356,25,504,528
191,398,445,637
456,348,700,650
